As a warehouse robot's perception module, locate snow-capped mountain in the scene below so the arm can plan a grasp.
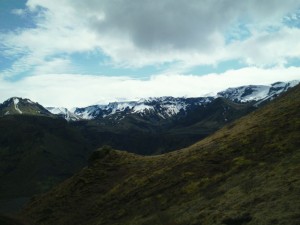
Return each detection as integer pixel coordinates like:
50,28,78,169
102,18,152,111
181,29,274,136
72,96,214,121
2,81,298,121
63,81,298,121
0,97,52,117
217,81,299,103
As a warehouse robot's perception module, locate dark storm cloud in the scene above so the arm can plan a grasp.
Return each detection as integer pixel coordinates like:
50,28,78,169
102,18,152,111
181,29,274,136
73,0,300,52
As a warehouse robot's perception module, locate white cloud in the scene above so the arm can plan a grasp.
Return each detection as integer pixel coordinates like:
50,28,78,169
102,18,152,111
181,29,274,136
11,8,26,16
1,67,299,108
229,27,300,66
0,0,100,77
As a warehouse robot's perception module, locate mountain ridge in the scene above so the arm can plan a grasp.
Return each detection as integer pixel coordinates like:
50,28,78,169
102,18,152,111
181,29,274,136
1,81,298,122
62,80,300,121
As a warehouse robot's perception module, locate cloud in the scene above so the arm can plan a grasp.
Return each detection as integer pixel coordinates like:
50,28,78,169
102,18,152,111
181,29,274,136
1,0,300,76
1,67,299,108
71,0,300,67
11,8,26,16
88,0,298,49
229,27,300,66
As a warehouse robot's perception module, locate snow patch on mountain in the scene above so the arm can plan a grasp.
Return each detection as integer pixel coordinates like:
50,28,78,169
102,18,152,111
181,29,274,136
26,99,35,104
47,107,67,115
47,107,81,121
217,85,269,102
133,104,154,113
73,105,105,120
107,102,136,114
79,109,96,120
13,98,23,114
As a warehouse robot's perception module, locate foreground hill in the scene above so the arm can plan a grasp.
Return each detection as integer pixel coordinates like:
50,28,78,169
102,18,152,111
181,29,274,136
21,85,300,225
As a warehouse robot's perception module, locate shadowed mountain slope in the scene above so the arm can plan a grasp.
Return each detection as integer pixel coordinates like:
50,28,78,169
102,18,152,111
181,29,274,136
21,85,300,225
0,214,25,225
0,116,92,214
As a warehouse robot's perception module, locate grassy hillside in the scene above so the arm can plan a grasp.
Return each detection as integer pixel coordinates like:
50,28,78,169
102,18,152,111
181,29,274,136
21,85,300,225
0,116,92,213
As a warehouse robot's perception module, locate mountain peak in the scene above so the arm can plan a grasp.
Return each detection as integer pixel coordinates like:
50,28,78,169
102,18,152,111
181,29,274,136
0,97,52,117
6,97,35,102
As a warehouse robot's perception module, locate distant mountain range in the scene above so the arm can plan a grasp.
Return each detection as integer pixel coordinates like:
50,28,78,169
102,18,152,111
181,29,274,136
1,81,298,122
52,80,300,121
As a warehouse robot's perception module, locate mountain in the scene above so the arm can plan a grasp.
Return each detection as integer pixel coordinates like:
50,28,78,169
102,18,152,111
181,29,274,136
72,97,214,120
51,81,299,155
0,97,53,117
217,80,299,104
0,115,92,214
74,97,255,155
20,84,300,225
48,81,298,121
1,81,297,122
0,81,296,155
0,81,297,156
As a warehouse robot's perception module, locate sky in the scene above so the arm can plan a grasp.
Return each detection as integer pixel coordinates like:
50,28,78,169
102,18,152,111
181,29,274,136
1,0,300,108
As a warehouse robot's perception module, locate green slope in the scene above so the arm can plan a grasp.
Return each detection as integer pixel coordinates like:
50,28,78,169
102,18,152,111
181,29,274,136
21,85,300,225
